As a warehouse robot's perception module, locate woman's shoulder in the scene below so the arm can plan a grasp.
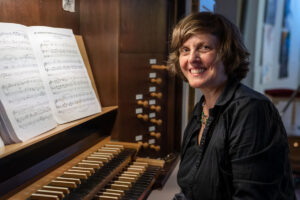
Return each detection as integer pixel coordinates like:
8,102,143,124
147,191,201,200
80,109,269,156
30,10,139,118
225,83,277,117
235,83,270,103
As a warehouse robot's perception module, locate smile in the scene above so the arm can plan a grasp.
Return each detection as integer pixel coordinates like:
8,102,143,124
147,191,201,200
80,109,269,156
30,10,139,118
190,68,206,74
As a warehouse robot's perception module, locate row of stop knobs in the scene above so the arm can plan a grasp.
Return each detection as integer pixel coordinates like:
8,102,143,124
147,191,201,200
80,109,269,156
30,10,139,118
135,66,166,152
136,99,162,151
136,99,162,126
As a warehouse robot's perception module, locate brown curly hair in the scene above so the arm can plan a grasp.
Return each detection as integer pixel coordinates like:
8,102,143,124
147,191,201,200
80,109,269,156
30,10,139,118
167,12,249,81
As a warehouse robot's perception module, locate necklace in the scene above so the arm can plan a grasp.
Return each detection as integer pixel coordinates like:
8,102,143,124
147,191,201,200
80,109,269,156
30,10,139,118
201,111,208,125
201,101,208,125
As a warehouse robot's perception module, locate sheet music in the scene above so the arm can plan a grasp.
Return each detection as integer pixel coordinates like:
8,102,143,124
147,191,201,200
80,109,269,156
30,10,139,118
0,23,57,142
29,26,101,124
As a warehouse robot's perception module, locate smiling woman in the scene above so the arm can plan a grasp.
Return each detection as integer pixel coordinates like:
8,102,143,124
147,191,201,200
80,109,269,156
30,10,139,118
168,12,296,200
178,33,227,90
168,12,249,84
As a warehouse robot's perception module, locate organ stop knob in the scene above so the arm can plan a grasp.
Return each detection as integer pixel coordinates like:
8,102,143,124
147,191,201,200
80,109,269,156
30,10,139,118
137,100,148,107
150,118,162,126
150,132,161,139
150,105,161,112
151,65,168,70
137,114,148,121
138,141,149,148
150,78,162,84
150,92,162,99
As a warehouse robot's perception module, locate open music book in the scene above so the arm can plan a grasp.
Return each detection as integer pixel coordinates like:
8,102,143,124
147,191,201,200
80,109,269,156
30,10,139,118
0,23,102,144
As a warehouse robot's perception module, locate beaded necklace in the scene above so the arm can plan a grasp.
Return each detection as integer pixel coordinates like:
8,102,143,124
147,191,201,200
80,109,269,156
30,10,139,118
201,101,208,125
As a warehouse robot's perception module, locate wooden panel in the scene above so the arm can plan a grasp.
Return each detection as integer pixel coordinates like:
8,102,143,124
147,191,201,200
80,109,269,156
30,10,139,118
0,0,40,25
39,0,80,34
119,0,168,53
80,0,119,106
111,0,182,157
0,0,79,34
172,77,183,152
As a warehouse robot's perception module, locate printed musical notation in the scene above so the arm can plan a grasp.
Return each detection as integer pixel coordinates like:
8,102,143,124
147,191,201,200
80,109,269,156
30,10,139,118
0,69,40,79
0,23,101,144
0,24,56,143
13,103,52,129
0,31,31,51
30,26,101,123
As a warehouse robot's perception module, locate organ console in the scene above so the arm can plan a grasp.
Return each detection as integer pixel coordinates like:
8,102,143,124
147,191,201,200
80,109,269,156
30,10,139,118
7,138,164,200
0,1,183,199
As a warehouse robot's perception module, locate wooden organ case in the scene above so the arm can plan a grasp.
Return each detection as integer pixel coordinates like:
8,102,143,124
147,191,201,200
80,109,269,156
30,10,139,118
0,0,183,200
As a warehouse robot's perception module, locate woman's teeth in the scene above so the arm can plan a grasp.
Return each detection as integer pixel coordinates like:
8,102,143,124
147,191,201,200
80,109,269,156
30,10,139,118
190,68,205,74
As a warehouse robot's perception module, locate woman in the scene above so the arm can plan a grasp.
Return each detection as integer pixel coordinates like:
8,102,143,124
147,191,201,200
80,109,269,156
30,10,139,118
168,12,295,200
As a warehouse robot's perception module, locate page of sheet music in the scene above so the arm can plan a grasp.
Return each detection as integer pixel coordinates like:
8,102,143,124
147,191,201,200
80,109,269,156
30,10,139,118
29,26,101,124
0,23,57,142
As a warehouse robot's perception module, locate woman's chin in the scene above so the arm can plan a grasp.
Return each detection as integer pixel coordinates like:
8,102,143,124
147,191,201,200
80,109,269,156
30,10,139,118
188,80,205,89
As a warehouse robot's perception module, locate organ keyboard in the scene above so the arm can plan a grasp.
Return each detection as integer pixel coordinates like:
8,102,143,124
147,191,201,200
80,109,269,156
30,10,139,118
7,137,164,200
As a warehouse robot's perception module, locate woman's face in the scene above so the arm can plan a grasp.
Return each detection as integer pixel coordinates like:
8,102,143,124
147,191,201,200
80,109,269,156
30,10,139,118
179,33,227,89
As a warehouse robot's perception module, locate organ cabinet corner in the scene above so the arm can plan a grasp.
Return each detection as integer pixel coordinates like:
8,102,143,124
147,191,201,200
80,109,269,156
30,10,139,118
0,0,183,199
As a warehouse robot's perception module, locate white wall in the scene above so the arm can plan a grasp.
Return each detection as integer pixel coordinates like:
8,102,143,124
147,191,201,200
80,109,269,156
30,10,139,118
241,0,259,88
254,0,300,93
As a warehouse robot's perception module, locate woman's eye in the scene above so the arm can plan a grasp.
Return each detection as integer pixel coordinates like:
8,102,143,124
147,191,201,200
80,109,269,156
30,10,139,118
180,48,189,53
201,45,210,51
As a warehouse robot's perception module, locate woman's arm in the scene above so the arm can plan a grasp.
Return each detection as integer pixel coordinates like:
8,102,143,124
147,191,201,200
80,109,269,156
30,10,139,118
227,99,295,199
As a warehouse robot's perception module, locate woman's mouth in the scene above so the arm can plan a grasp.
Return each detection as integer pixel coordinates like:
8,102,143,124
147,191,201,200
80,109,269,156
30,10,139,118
190,68,206,75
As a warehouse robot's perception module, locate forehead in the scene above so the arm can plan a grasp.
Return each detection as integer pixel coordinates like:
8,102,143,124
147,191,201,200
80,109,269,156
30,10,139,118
182,33,218,46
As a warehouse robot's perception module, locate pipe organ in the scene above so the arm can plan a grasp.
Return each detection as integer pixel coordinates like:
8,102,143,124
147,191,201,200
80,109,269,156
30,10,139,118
0,0,183,199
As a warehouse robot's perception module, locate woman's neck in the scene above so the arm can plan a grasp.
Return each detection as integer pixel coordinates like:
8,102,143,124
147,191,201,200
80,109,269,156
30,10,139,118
201,81,227,109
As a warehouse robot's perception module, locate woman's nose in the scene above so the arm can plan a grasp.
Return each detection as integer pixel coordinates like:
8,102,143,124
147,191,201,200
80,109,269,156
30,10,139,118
189,50,200,62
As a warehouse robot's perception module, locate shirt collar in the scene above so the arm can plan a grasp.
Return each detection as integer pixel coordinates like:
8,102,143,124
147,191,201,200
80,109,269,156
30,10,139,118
192,78,240,118
215,77,240,107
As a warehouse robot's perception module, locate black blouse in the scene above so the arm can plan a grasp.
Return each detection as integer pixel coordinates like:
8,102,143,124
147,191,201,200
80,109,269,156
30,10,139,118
177,78,296,200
